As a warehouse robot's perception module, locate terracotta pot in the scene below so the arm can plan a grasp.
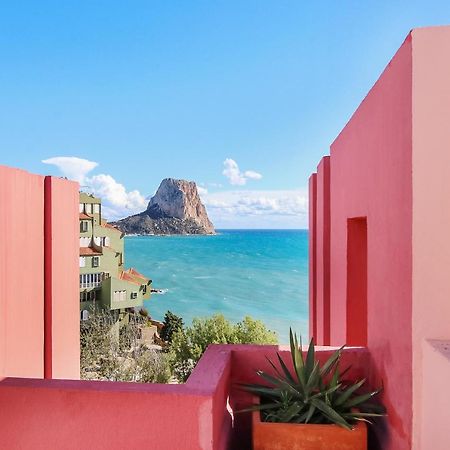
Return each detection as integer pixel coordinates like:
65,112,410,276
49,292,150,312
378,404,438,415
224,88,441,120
252,405,367,450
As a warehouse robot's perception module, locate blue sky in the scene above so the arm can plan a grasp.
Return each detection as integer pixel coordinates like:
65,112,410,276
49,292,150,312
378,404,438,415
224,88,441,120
1,1,450,227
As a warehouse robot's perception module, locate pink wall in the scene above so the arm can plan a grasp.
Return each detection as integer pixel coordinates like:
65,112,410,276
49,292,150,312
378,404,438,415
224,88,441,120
309,26,450,450
0,345,233,450
411,26,450,449
0,167,45,378
310,36,413,449
0,344,370,450
308,173,317,340
0,166,79,380
45,177,80,380
315,157,331,345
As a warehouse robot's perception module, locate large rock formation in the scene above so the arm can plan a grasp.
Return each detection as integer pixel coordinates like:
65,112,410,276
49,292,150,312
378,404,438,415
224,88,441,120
112,178,215,235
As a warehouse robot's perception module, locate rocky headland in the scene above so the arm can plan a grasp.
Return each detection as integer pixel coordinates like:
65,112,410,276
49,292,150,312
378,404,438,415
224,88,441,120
112,178,215,235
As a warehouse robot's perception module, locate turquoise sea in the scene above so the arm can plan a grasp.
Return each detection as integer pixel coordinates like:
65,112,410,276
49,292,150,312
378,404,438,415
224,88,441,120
125,230,308,343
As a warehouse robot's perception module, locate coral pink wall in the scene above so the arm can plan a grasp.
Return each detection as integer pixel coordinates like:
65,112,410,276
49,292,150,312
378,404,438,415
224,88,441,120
0,166,79,380
315,157,331,345
411,26,450,449
45,177,80,380
308,173,317,340
0,167,45,378
0,344,369,450
310,36,413,449
0,345,233,450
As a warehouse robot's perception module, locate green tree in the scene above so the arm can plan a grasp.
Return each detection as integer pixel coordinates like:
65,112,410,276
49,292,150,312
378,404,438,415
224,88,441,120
160,310,184,343
169,314,277,382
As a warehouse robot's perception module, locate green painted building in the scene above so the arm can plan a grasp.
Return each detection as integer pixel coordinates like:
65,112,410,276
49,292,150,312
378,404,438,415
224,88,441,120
79,192,151,320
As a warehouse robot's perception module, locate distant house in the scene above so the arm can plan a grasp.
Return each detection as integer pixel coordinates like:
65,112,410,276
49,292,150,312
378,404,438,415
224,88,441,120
79,192,151,321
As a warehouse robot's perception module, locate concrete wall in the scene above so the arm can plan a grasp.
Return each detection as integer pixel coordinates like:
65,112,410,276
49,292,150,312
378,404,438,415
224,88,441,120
0,166,79,380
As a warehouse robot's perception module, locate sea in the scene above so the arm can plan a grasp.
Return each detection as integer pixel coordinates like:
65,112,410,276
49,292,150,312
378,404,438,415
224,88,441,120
125,229,308,343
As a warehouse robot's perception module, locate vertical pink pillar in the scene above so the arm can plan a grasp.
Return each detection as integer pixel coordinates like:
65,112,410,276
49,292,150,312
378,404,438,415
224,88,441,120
315,157,331,345
44,176,80,380
0,166,45,378
308,173,317,341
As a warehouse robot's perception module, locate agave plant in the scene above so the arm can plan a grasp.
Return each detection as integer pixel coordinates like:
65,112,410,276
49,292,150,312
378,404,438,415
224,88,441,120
240,329,384,430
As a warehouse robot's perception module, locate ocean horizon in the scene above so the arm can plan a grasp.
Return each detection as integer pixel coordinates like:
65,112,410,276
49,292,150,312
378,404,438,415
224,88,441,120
125,229,309,343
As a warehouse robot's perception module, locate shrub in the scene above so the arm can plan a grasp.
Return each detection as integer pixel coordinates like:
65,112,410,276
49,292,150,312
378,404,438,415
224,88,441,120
80,310,171,383
169,314,277,382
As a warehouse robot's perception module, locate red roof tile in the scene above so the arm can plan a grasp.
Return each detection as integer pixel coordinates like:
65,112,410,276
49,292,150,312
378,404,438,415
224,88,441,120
120,271,141,285
79,213,93,220
102,222,121,233
80,247,102,256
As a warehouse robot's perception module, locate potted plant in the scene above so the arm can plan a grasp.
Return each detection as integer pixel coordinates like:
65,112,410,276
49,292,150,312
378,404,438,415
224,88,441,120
239,329,384,450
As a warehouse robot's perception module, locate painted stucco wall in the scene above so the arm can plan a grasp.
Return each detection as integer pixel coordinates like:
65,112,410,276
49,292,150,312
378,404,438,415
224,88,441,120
0,166,45,378
0,344,369,450
310,36,413,449
0,166,79,380
411,26,450,450
309,26,450,450
315,157,331,346
45,177,80,380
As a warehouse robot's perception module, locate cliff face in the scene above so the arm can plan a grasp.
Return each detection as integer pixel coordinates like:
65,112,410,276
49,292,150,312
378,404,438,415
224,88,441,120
112,178,215,235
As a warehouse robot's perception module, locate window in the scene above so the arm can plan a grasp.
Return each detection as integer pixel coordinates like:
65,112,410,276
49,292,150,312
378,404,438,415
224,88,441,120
79,272,103,289
79,257,86,268
113,290,127,302
93,204,100,214
97,236,110,247
81,310,90,321
86,203,93,214
80,237,90,247
79,203,84,213
131,292,138,299
80,221,89,232
92,256,99,268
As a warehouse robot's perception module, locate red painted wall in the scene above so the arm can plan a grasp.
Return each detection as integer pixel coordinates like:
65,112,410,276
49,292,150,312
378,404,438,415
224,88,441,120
0,166,79,380
308,174,317,340
310,36,413,449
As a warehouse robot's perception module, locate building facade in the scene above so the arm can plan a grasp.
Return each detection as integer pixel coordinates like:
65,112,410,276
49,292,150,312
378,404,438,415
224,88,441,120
79,192,151,320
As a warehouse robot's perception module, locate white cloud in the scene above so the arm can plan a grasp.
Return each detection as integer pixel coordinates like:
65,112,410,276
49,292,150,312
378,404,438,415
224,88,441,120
197,186,209,196
42,156,98,184
42,156,147,220
88,174,147,220
42,155,307,227
222,158,262,186
201,189,308,229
